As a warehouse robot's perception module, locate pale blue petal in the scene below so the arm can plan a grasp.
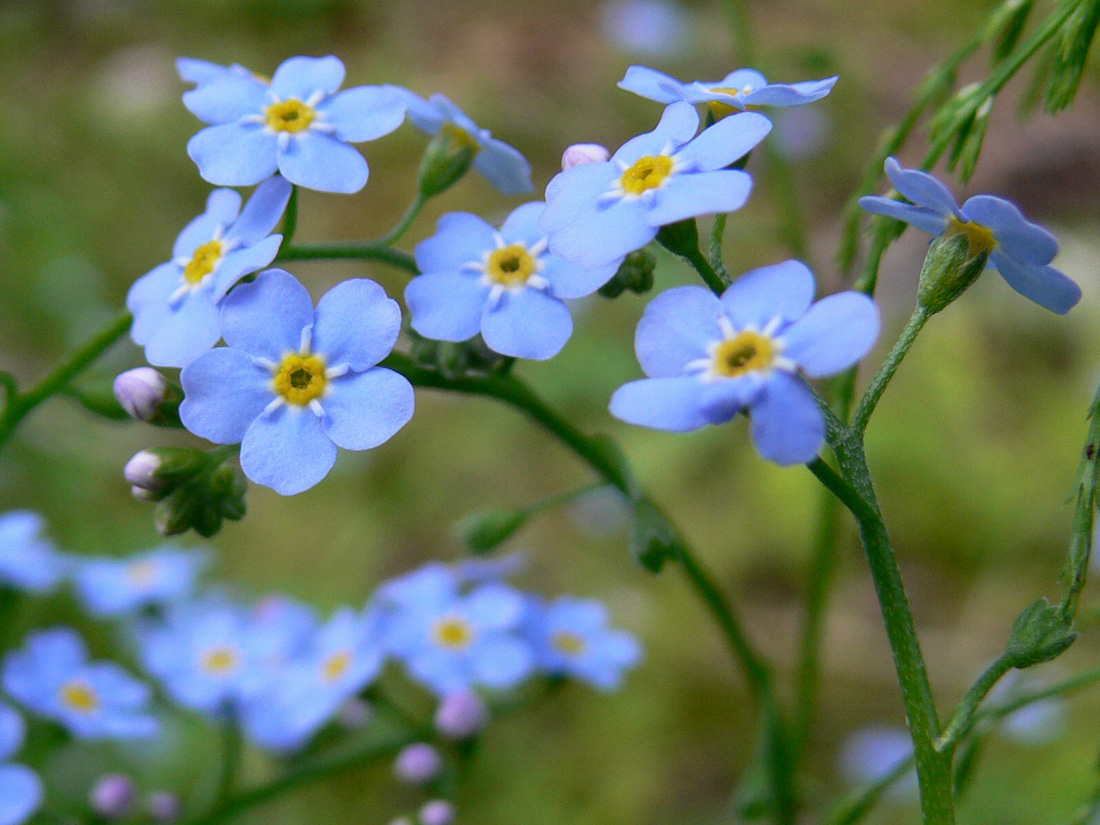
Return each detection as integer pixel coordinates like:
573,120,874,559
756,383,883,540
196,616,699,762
644,169,753,226
177,57,235,85
464,585,525,630
276,132,368,194
634,285,721,377
548,599,608,632
547,199,655,268
415,213,496,272
742,76,838,106
697,373,766,423
271,55,345,100
540,256,620,299
241,406,337,495
173,189,240,258
0,704,24,761
990,251,1081,314
128,263,182,344
401,90,447,134
473,138,534,194
480,289,573,360
615,101,699,161
675,111,771,171
470,637,533,689
749,372,824,465
220,269,314,360
858,196,948,235
0,765,41,825
319,86,407,142
212,235,283,301
188,123,279,187
180,348,272,443
426,94,481,134
182,75,268,123
27,628,86,683
781,292,880,377
84,663,151,706
312,279,401,370
883,157,960,217
603,630,643,666
721,259,816,328
225,176,291,245
406,272,489,341
539,163,618,234
609,376,710,431
408,648,467,694
499,201,546,247
320,368,414,450
143,290,220,369
617,65,688,103
716,68,769,91
961,195,1058,264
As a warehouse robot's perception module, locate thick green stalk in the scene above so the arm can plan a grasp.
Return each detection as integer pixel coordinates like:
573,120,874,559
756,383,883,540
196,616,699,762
276,242,419,274
851,306,929,435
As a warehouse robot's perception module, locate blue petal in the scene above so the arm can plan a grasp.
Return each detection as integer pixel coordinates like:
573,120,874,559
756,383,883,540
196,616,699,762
0,704,24,761
415,213,496,272
426,93,481,134
241,406,337,495
749,372,824,465
405,272,489,342
883,157,959,217
464,584,525,630
319,367,414,451
188,123,279,187
271,55,345,100
408,648,467,695
539,256,619,299
499,201,546,247
609,376,710,431
721,259,816,328
470,637,534,688
634,285,721,377
142,290,221,369
401,90,447,134
0,764,42,825
473,137,534,194
697,374,766,423
644,169,753,226
546,199,656,268
212,235,283,301
480,289,573,360
225,176,292,246
173,189,241,258
858,196,949,235
742,76,838,106
319,85,407,142
615,101,699,161
84,663,151,706
961,195,1058,264
716,68,769,91
617,66,688,103
991,251,1082,314
313,279,402,370
177,57,235,85
182,75,268,123
780,292,880,377
276,132,368,194
539,163,619,234
220,269,314,360
128,262,182,344
180,348,272,443
676,111,771,171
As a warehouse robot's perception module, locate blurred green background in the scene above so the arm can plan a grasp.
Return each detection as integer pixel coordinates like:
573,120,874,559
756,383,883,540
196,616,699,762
2,0,1100,822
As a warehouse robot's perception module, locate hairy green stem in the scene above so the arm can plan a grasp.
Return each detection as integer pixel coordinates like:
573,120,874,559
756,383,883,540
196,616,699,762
282,186,299,247
276,242,419,274
852,306,929,434
379,192,427,246
1059,385,1100,617
933,655,1012,753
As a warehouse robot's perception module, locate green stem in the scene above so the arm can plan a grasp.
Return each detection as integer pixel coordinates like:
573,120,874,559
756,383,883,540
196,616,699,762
852,306,929,435
933,655,1012,753
708,214,732,285
0,309,133,452
823,753,917,825
379,192,427,246
1059,385,1100,617
682,243,729,294
282,186,299,247
275,242,419,274
213,717,243,808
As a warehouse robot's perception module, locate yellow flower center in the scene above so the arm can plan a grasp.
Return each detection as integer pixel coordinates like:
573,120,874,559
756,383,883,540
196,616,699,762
273,354,328,406
265,99,316,133
620,155,674,195
61,681,100,713
201,646,240,675
440,122,480,153
322,650,352,683
707,87,755,119
185,239,226,285
487,244,538,287
552,630,587,657
432,616,474,649
712,331,776,378
947,216,997,257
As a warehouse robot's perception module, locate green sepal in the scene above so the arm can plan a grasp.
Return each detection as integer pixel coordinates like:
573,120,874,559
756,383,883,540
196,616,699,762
456,507,529,554
597,250,656,298
149,451,247,537
629,498,680,573
655,219,701,260
1003,597,1078,668
916,231,990,315
419,123,479,198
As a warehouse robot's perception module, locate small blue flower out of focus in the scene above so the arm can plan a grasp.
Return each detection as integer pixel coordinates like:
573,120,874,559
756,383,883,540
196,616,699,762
0,702,42,825
127,178,291,368
619,65,838,116
610,260,880,465
407,202,619,360
859,157,1082,314
401,91,533,195
2,629,158,740
540,102,771,268
180,269,415,495
0,511,67,594
839,725,918,799
527,597,642,690
72,546,209,618
184,55,407,193
177,58,258,88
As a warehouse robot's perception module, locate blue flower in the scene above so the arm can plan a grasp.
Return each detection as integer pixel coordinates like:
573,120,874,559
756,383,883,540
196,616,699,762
609,260,879,465
380,565,533,696
859,157,1081,314
180,269,415,495
527,597,641,690
177,58,259,88
2,629,158,740
0,511,67,594
540,102,771,268
0,703,42,825
407,203,618,360
619,65,838,116
127,177,291,368
184,55,406,193
401,91,533,194
839,725,918,798
73,546,209,618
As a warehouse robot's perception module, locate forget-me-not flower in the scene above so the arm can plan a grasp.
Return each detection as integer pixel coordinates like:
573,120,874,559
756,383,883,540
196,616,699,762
619,65,838,118
0,511,67,594
73,546,209,618
406,202,619,360
0,703,42,825
610,260,879,465
401,91,533,194
839,725,918,799
184,55,406,193
177,58,259,88
527,597,641,690
127,177,291,368
540,102,771,268
859,157,1081,314
180,269,415,495
2,629,157,740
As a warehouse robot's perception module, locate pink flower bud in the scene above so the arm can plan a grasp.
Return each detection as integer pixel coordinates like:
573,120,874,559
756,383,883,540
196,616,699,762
434,690,487,739
114,368,168,421
125,450,165,492
91,774,135,820
394,743,442,785
562,143,610,170
147,792,182,823
420,800,455,825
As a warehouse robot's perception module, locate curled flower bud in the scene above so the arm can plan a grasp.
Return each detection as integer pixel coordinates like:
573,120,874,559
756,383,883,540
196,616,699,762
114,368,168,421
147,791,182,823
419,124,479,198
394,743,442,785
125,450,170,494
420,800,456,825
434,690,488,740
91,774,135,820
561,143,610,170
124,448,208,501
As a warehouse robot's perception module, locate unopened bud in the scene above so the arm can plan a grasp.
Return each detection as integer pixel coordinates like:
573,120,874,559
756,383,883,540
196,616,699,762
434,690,488,739
562,143,610,170
125,450,167,493
91,774,135,820
420,800,455,825
147,791,182,823
419,123,479,198
916,225,992,315
455,508,528,554
125,447,208,501
598,250,656,298
395,743,442,785
114,368,168,421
